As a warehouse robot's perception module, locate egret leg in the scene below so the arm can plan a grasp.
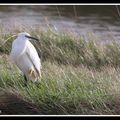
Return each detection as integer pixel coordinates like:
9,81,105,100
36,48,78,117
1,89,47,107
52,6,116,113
24,75,28,86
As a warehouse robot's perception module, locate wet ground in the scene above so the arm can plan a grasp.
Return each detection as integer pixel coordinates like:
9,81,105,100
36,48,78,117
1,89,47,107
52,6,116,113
0,5,120,43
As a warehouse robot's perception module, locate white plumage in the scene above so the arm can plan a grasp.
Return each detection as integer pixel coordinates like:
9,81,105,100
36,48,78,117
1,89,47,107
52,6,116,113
10,32,42,83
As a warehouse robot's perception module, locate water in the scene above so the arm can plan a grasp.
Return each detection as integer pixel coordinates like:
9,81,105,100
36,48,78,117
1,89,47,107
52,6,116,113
0,5,120,43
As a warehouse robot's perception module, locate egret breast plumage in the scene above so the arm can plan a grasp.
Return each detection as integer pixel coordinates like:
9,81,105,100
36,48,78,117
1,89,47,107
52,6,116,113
10,32,42,84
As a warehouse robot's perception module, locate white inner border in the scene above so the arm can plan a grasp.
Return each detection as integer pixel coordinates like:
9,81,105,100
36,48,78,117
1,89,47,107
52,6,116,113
0,3,120,117
0,3,120,5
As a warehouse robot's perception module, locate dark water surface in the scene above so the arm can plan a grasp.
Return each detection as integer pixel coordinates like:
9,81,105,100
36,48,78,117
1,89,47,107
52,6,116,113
0,5,120,43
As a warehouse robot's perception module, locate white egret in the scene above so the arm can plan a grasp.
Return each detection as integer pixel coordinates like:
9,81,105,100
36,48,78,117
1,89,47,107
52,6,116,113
10,32,42,85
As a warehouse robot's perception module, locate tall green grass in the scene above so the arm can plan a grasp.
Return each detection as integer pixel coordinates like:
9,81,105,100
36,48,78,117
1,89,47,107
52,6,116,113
1,30,120,68
1,29,120,114
1,57,120,114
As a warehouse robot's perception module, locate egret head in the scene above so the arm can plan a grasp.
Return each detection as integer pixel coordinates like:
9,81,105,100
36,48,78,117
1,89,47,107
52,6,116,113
17,32,39,41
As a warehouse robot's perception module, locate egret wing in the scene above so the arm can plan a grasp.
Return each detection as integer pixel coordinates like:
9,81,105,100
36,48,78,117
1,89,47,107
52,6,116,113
26,41,41,76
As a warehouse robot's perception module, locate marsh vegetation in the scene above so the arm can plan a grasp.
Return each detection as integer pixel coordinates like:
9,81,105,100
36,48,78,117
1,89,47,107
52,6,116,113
0,28,120,115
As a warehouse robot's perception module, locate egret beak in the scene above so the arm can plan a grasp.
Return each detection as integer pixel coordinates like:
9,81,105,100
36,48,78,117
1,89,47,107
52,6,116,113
25,35,39,41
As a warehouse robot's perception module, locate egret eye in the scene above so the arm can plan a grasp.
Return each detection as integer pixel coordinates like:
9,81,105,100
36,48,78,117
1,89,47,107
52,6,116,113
25,35,39,41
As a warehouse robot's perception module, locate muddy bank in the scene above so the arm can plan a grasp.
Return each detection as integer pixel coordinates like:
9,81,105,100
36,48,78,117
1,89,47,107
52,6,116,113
0,90,41,115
